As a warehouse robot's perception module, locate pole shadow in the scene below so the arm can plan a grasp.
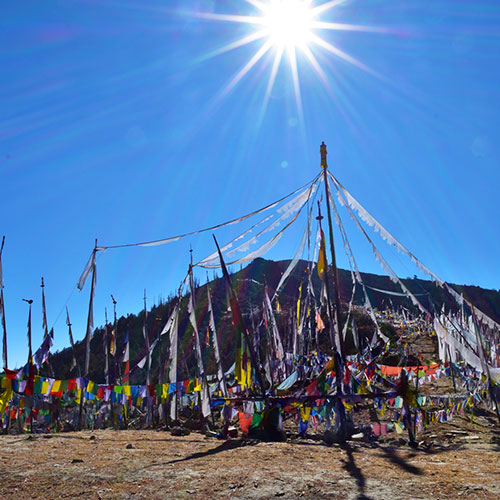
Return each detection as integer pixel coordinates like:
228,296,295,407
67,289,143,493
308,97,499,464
340,442,374,500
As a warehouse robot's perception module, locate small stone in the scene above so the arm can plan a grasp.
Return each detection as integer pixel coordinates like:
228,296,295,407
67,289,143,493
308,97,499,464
126,443,134,449
71,459,84,464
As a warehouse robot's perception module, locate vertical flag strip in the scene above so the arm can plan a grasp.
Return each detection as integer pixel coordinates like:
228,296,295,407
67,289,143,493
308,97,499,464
213,235,265,395
104,308,110,386
168,303,180,421
122,331,130,384
296,282,302,336
317,229,327,281
41,277,49,339
188,266,211,418
84,249,97,377
263,285,285,380
207,284,228,397
66,308,80,376
142,290,152,386
0,236,7,370
24,300,35,396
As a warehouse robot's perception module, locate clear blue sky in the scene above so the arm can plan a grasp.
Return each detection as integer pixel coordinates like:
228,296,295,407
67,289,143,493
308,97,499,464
1,0,499,368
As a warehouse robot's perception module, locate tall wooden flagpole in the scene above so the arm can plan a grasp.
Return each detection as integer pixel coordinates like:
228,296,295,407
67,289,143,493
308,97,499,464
79,240,97,430
0,236,8,370
320,142,346,360
320,142,347,442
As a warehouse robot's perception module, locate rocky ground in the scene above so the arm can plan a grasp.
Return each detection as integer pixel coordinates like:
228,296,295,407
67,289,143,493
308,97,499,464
0,407,498,500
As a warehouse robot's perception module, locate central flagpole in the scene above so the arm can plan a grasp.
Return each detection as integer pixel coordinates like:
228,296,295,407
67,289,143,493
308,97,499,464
320,142,345,360
319,142,347,442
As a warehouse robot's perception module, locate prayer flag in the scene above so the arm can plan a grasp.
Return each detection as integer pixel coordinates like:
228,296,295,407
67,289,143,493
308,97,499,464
122,331,130,384
317,229,327,281
316,311,325,332
110,328,116,356
213,235,264,394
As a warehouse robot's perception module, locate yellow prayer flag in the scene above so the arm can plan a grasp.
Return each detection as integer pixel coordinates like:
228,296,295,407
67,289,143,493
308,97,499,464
0,388,13,414
343,401,354,412
317,230,327,280
52,380,61,393
41,381,49,394
380,403,386,417
300,407,311,422
162,383,169,400
194,379,202,392
358,383,369,394
296,283,302,332
123,385,131,396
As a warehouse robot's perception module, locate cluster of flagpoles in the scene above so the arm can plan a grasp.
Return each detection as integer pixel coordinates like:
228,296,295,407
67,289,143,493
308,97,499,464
1,142,499,433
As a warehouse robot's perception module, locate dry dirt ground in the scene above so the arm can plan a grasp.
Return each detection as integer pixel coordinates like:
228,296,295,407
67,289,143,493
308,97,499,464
0,411,499,500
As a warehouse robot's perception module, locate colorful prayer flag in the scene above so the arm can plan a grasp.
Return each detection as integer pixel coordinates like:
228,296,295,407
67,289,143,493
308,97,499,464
317,229,327,281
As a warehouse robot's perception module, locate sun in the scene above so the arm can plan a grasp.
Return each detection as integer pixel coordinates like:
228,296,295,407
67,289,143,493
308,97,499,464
191,1,387,119
262,0,313,49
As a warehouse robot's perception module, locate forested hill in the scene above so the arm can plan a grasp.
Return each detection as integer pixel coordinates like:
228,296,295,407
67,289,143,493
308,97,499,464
45,258,500,383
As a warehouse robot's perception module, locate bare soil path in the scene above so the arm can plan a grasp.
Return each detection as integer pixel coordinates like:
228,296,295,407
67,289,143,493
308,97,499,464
1,412,499,500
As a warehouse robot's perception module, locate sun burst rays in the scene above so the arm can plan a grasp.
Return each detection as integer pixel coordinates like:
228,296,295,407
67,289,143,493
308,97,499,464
190,0,388,119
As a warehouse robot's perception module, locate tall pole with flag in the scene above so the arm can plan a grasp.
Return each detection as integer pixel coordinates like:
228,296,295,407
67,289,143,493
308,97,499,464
213,235,266,396
168,288,181,422
66,307,81,377
122,330,130,384
104,308,110,386
110,295,118,383
188,255,212,420
143,290,151,386
22,299,35,394
79,240,97,430
0,236,7,370
316,203,336,351
22,298,34,432
40,277,55,377
320,142,345,360
207,280,228,398
41,277,49,339
318,142,347,441
84,243,97,377
143,289,153,426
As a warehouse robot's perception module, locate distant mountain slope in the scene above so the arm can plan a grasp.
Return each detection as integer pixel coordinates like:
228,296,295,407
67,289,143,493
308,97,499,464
45,258,500,383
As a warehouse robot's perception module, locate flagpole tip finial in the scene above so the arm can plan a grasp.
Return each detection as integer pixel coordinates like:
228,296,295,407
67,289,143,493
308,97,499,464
320,141,328,169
